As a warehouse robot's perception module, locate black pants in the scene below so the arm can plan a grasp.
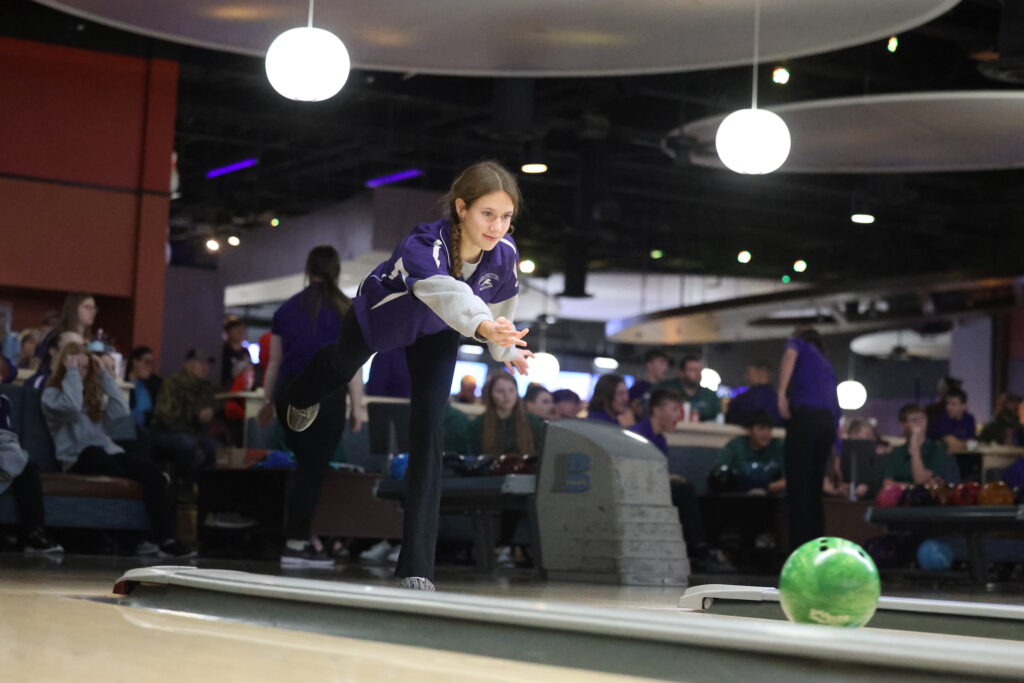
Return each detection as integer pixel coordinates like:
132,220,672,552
11,461,45,532
69,446,173,541
288,309,460,579
783,407,836,550
275,379,347,541
670,480,706,555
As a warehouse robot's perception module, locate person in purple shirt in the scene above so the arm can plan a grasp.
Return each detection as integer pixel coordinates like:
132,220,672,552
628,349,670,420
284,161,532,591
777,327,840,550
587,374,629,425
927,387,976,454
726,361,782,427
257,245,366,568
629,388,682,456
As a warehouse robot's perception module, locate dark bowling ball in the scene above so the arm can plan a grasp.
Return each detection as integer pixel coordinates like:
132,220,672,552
707,464,740,494
1015,486,1024,505
978,481,1015,506
950,481,980,506
899,484,934,507
441,453,464,477
489,454,521,476
512,454,538,475
738,460,772,491
925,481,953,505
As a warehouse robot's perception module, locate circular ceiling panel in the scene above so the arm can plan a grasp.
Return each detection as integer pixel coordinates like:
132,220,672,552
32,0,958,77
682,91,1024,173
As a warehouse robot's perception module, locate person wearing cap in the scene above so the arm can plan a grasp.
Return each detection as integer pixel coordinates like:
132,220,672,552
149,348,219,484
979,392,1023,446
715,410,786,493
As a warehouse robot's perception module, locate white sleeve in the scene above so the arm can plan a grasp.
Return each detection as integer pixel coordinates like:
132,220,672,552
411,275,493,340
486,295,519,362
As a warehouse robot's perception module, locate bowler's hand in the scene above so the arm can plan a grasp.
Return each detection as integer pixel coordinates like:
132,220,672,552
505,349,534,376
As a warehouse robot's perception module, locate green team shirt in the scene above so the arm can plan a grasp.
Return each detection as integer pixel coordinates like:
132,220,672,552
881,440,950,483
654,379,721,421
467,413,547,456
443,404,473,455
715,435,785,474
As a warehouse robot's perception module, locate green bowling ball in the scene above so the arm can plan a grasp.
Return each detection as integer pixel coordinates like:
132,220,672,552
778,537,880,628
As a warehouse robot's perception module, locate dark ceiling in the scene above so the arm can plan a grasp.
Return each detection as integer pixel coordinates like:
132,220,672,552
6,0,1023,286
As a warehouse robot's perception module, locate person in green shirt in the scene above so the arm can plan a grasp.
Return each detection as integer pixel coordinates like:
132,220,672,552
882,403,954,486
467,372,546,456
655,355,720,421
443,403,473,454
715,410,785,492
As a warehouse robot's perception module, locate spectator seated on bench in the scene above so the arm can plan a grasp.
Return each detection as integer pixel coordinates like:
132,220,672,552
39,342,194,558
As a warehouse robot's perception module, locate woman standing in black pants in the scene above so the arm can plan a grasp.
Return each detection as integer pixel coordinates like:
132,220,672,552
285,161,532,590
258,246,365,567
777,327,840,550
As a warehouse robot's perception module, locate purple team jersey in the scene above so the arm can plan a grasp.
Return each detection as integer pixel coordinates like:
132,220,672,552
630,418,668,456
786,338,840,420
354,218,519,352
928,411,977,442
272,287,343,381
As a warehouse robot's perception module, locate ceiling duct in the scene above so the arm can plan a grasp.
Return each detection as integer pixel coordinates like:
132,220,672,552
979,0,1024,83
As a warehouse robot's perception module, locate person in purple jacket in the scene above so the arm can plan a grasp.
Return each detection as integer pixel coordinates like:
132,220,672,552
285,161,532,590
776,327,840,550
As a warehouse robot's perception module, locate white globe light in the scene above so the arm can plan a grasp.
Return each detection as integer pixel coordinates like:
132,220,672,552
837,380,867,411
527,352,560,386
700,368,722,392
715,108,791,175
265,27,350,102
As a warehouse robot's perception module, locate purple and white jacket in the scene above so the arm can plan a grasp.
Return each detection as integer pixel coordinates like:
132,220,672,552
353,218,520,362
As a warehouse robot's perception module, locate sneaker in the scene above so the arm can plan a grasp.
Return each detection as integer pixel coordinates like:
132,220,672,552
204,512,258,529
690,548,737,575
280,542,335,568
24,529,63,555
136,540,160,556
159,539,197,559
386,544,401,563
360,540,393,562
287,404,320,432
495,546,515,569
398,576,435,591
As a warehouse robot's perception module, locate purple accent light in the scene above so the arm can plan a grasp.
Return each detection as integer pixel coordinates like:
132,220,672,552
206,158,258,179
364,168,424,188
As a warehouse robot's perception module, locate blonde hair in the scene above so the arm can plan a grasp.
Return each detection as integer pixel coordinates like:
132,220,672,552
443,161,521,279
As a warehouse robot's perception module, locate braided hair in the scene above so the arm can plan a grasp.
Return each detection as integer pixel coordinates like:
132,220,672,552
443,161,521,279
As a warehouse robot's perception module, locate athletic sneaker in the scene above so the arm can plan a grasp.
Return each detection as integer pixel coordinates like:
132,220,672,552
495,546,515,569
280,542,335,568
286,404,320,432
136,540,161,556
398,577,435,591
159,540,198,559
360,540,393,562
23,530,63,555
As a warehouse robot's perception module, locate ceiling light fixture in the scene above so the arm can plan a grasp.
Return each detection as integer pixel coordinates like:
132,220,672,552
265,0,351,102
650,249,664,260
205,239,221,252
793,259,808,273
737,250,752,264
364,168,424,188
771,66,790,85
715,0,791,175
227,235,241,247
520,163,548,174
519,259,536,274
206,158,258,179
851,213,875,225
887,36,899,53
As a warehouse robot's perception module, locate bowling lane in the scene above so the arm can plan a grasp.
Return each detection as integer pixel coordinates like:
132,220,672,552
0,585,654,683
110,566,1024,681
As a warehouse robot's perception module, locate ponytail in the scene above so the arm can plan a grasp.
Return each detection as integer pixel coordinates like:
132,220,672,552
303,246,351,322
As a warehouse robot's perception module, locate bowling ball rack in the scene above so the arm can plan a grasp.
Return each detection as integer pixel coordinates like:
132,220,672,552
866,506,1024,584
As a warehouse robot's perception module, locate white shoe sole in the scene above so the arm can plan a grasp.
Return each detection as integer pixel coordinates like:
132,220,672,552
287,404,320,432
24,546,64,555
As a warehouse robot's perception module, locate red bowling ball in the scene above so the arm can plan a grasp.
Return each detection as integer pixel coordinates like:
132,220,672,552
874,483,905,508
950,481,980,506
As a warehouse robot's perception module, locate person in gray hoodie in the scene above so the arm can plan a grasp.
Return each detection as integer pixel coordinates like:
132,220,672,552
0,394,61,554
42,342,193,559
